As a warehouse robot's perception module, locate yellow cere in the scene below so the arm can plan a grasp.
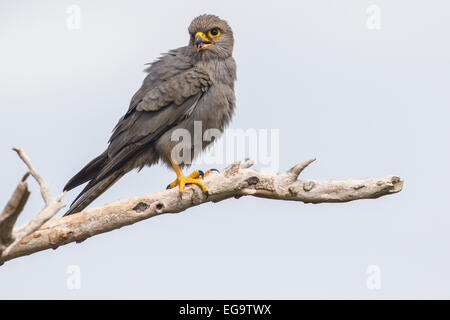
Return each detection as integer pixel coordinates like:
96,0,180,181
195,32,209,42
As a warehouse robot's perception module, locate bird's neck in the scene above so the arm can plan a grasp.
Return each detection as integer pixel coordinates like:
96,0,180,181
196,57,237,88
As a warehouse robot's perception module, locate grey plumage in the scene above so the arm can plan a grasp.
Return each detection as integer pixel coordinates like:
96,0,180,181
64,14,237,215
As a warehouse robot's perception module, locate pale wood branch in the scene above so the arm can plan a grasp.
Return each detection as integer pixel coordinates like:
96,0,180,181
0,179,30,255
0,157,403,264
0,148,66,259
12,147,52,204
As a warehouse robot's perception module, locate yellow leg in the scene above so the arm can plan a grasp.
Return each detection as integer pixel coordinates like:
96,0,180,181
166,159,209,195
167,169,203,189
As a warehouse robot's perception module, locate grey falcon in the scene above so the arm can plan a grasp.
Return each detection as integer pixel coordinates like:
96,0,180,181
63,14,236,215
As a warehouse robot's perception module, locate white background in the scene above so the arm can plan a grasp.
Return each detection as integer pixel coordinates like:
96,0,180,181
1,0,449,298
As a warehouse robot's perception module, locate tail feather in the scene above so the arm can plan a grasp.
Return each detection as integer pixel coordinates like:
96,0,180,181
64,145,143,216
64,169,125,216
64,151,109,192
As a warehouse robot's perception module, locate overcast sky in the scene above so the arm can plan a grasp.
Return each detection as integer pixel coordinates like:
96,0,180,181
1,0,449,299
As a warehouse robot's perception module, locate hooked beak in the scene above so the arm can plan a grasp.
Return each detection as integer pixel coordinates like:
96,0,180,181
195,32,212,51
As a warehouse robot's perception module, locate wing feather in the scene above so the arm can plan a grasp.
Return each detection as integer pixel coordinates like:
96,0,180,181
107,66,210,159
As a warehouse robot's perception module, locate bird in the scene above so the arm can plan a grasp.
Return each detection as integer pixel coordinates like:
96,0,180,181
63,14,236,216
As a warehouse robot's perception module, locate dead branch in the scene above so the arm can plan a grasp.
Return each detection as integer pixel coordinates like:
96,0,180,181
0,154,403,264
0,148,65,259
0,178,30,255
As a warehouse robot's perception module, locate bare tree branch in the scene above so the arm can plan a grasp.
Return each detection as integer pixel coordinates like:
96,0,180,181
0,179,30,255
0,157,403,264
12,147,53,204
0,148,66,259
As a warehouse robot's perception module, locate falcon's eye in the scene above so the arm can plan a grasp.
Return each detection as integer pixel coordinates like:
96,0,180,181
208,28,221,38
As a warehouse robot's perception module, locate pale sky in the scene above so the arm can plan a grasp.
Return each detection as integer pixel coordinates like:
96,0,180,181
1,0,449,299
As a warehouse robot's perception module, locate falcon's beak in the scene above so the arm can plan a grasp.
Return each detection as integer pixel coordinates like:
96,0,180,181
195,32,212,51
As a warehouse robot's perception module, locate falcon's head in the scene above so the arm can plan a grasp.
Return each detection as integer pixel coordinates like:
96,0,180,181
188,14,234,59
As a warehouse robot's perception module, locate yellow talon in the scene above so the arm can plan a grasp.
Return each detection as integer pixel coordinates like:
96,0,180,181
166,159,209,196
167,170,203,189
202,168,219,178
179,177,208,193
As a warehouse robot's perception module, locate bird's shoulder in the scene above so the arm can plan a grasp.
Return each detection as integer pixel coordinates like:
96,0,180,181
127,46,211,113
108,47,211,147
144,46,195,83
